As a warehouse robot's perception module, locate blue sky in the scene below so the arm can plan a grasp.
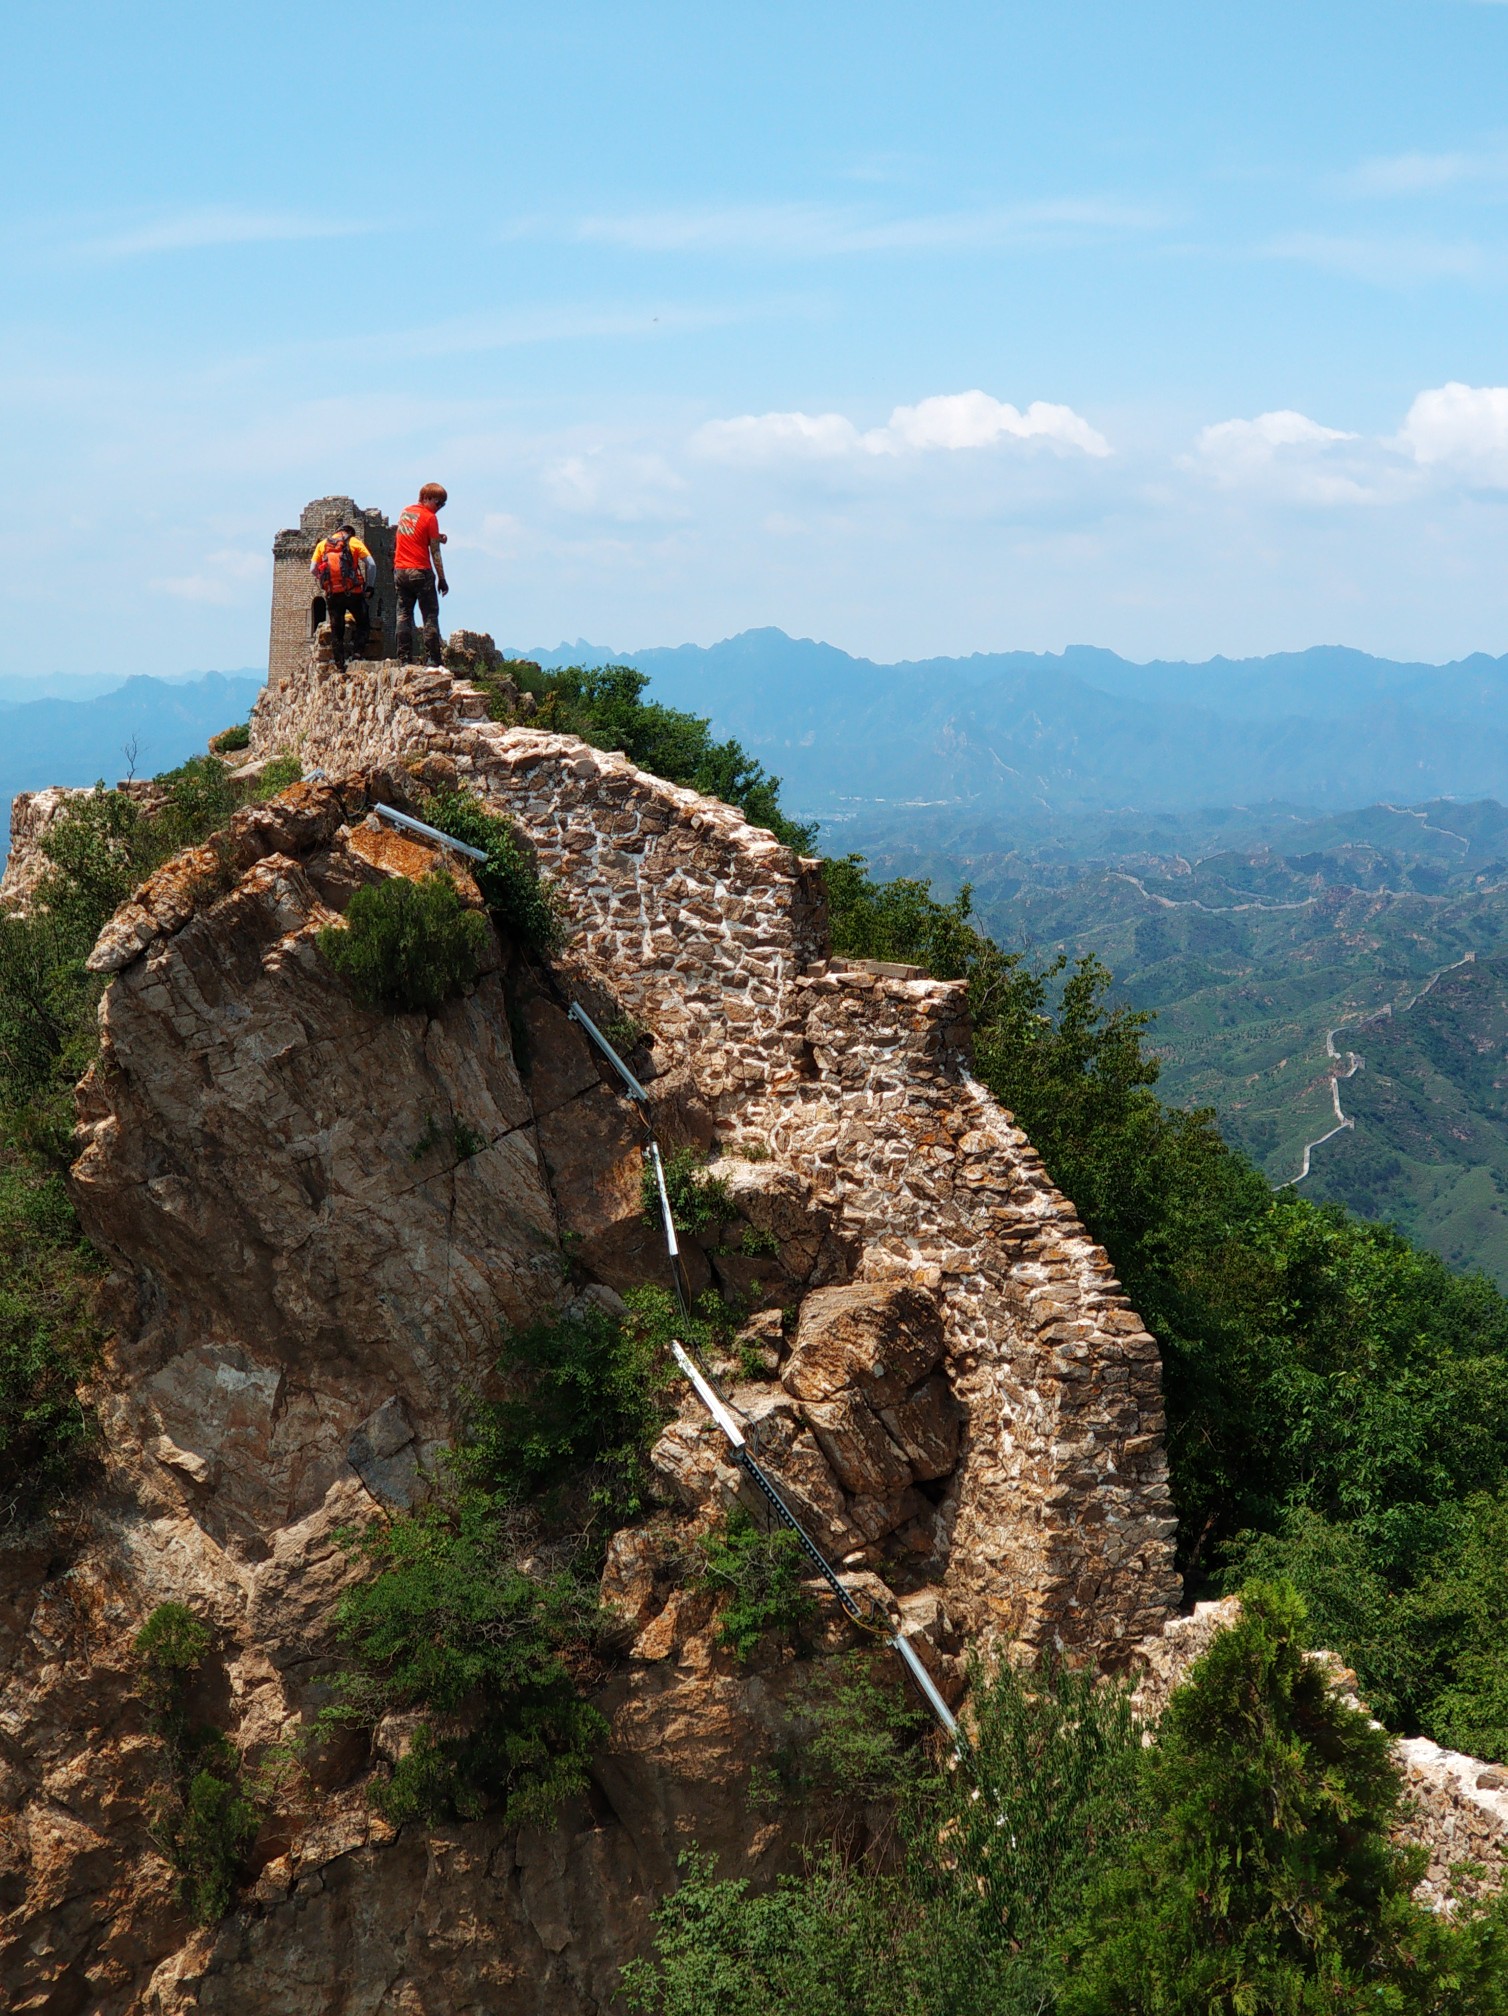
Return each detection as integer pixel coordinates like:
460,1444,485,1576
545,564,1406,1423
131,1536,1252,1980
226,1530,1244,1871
8,0,1508,677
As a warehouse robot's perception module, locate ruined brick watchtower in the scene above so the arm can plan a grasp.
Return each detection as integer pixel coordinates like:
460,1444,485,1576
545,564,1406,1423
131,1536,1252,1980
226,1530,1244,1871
268,496,396,684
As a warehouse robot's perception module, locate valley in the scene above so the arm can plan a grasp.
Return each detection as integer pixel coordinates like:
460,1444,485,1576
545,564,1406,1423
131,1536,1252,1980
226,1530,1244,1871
834,797,1508,1286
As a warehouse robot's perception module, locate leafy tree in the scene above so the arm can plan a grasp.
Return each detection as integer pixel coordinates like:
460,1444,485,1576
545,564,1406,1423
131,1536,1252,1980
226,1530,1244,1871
326,1490,608,1827
422,787,560,949
1056,1582,1508,2015
318,869,488,1014
697,1507,816,1662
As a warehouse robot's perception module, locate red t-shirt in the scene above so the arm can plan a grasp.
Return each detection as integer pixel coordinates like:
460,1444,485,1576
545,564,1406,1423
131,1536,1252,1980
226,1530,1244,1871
394,503,440,572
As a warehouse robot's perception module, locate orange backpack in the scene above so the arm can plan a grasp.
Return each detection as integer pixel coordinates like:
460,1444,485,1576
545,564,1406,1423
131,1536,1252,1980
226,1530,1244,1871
315,531,365,595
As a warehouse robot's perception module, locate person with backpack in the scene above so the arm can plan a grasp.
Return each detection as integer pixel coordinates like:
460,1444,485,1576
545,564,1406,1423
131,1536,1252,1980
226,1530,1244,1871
393,483,449,666
310,522,375,671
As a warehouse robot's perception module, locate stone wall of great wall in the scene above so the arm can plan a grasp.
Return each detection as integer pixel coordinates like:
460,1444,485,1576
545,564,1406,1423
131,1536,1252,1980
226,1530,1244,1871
247,648,1182,1658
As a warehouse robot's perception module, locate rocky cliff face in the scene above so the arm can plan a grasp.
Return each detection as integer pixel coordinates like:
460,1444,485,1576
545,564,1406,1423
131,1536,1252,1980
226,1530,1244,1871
0,642,1197,2011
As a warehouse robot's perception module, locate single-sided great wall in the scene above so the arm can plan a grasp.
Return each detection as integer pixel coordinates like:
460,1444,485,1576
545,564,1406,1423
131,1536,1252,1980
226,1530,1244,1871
0,495,1503,2009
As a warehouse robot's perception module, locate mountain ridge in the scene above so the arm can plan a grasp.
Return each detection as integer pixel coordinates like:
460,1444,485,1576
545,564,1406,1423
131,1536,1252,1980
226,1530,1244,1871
517,629,1508,819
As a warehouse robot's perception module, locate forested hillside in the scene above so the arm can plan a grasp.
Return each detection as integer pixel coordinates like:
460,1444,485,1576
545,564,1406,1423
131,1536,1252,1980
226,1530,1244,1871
841,796,1508,1285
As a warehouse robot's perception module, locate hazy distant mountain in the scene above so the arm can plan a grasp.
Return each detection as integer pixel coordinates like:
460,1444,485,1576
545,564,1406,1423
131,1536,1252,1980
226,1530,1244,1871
0,672,263,837
521,629,1508,820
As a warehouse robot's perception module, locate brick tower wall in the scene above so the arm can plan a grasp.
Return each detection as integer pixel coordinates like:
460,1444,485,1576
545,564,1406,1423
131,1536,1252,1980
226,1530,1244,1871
267,496,396,684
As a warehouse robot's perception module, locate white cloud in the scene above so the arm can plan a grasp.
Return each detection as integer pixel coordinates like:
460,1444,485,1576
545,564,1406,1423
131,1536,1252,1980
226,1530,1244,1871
542,447,689,521
1262,232,1487,284
79,208,369,260
695,391,1110,463
1344,150,1478,196
1191,411,1387,504
1198,410,1357,459
1398,381,1508,484
510,198,1165,258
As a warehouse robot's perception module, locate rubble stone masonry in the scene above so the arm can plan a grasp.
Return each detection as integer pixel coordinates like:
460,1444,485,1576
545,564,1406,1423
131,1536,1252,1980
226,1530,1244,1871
249,649,1181,1656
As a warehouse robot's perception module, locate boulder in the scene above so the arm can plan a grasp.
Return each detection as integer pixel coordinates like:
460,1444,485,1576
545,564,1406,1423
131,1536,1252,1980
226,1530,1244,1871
782,1280,945,1407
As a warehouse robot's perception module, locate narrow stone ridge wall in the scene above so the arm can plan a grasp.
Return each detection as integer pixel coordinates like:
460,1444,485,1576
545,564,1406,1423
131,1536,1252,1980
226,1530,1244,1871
251,651,1180,1656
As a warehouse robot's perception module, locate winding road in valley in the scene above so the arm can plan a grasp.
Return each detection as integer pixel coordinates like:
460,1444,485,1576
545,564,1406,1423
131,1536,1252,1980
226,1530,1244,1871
1281,950,1478,1188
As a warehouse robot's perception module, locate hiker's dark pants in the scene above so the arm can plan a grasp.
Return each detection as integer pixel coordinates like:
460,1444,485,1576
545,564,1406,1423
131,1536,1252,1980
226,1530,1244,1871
394,568,442,666
326,591,370,669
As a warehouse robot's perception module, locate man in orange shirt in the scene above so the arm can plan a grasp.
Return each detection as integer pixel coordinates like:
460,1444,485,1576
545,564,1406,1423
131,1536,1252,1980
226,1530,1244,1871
393,482,450,665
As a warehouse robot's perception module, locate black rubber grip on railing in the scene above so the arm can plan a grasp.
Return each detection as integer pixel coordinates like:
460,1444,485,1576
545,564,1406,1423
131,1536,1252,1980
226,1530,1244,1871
734,1447,864,1623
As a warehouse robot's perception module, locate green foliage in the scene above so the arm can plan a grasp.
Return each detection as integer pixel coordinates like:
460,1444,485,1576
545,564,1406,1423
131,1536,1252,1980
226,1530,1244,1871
451,1116,488,1160
208,722,250,753
326,1491,608,1826
642,1146,733,1236
153,753,240,852
825,857,987,978
489,661,817,852
135,1603,259,1924
326,1297,679,1826
459,1294,672,1530
779,1651,928,1804
622,1651,1144,2016
422,787,560,949
318,869,487,1014
254,752,302,798
0,1159,100,1519
1231,1492,1508,1759
697,1508,816,1662
626,1595,1508,2016
136,1601,212,1694
168,1737,261,1924
1057,1582,1508,2015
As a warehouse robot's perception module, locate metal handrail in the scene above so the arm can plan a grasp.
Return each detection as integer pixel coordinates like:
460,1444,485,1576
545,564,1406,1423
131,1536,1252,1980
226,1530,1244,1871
372,802,488,863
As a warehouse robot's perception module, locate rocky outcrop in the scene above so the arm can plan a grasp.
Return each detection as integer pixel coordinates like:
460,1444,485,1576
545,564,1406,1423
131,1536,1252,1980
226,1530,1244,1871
0,642,1187,2013
248,650,1182,1656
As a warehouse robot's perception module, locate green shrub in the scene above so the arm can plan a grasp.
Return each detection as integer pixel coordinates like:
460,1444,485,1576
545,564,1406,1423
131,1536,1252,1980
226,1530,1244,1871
326,1490,608,1826
324,1295,682,1827
318,869,487,1014
170,1737,260,1924
627,1595,1508,2016
698,1508,817,1662
136,1600,212,1683
135,1603,259,1923
642,1147,732,1237
459,1296,672,1530
254,752,302,798
154,754,240,852
209,722,251,754
622,1650,1145,2016
423,788,559,949
778,1651,928,1804
0,1160,100,1519
1058,1582,1508,2014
